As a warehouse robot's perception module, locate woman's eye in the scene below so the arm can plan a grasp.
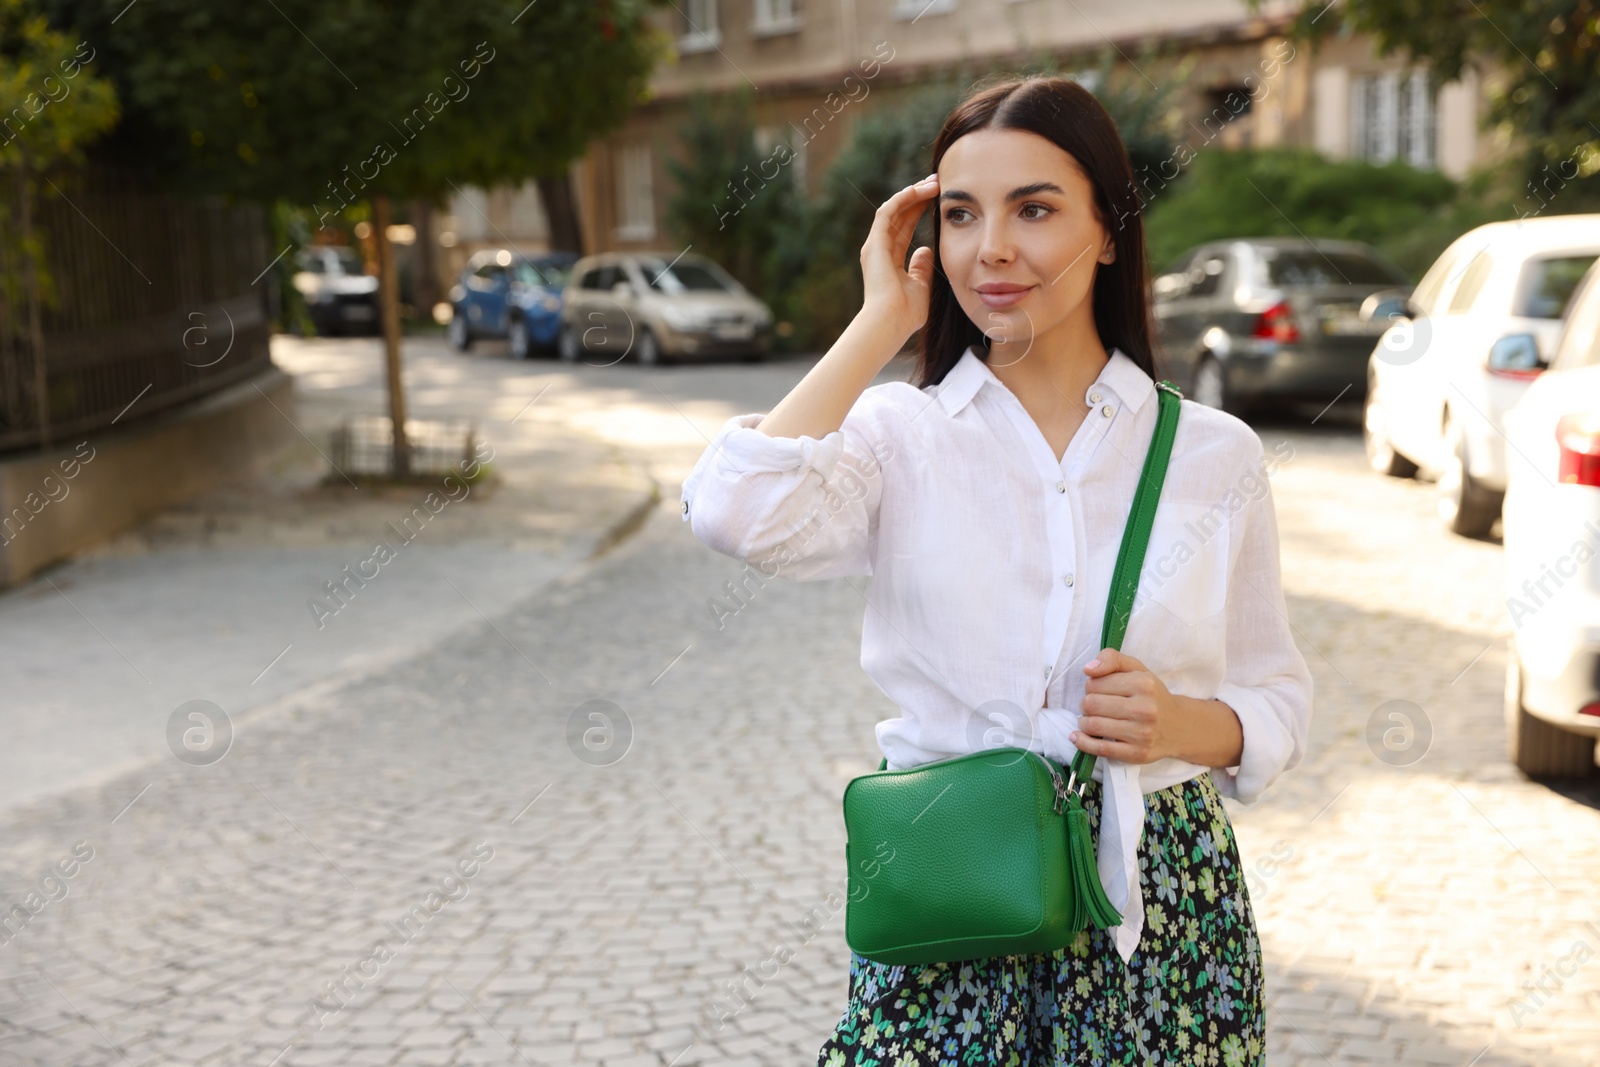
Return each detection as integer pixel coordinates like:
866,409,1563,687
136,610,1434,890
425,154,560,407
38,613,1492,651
943,207,972,224
1020,203,1053,220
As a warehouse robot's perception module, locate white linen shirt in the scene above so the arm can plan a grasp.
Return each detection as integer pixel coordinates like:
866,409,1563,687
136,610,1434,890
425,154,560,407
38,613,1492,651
679,345,1313,964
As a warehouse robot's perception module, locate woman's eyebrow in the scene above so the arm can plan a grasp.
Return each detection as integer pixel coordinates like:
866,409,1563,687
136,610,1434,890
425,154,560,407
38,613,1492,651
938,181,1066,204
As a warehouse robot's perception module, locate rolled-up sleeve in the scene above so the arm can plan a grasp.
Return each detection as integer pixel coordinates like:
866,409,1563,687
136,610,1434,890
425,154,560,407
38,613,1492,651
679,396,894,582
1208,446,1313,803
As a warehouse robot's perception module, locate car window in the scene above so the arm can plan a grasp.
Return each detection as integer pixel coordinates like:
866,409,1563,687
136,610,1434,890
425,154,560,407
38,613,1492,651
1255,247,1407,287
333,249,365,276
1410,246,1467,317
579,266,615,289
298,253,327,275
530,261,570,286
1186,253,1227,299
639,259,735,293
1447,250,1494,314
1552,269,1600,370
1151,251,1195,300
473,262,505,282
512,262,562,286
1515,254,1599,319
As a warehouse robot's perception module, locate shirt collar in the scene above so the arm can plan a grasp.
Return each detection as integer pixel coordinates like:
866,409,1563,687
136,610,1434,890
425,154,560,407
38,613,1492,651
934,345,1156,417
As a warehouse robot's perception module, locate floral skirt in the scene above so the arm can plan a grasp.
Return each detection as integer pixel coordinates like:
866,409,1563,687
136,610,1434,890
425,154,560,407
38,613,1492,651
816,772,1265,1066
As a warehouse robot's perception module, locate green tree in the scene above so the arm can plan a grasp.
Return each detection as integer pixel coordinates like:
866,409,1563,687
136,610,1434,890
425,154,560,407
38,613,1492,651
663,89,801,301
1272,0,1600,211
0,0,117,449
1141,147,1482,277
50,0,668,474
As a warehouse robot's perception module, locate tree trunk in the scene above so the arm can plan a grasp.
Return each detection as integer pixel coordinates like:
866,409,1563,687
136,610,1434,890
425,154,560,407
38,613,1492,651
536,170,585,254
409,198,441,313
373,195,409,478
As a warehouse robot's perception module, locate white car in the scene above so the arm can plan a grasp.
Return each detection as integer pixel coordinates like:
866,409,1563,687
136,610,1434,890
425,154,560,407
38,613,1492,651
1363,216,1600,537
1500,258,1600,777
292,246,380,336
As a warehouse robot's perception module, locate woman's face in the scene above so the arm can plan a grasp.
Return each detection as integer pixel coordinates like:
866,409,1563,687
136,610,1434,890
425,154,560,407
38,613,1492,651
936,127,1114,353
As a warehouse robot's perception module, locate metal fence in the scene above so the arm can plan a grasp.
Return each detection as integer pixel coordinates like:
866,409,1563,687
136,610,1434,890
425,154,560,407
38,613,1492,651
0,168,274,455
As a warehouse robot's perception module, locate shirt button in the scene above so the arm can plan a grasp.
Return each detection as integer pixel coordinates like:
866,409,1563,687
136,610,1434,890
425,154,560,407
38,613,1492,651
1064,574,1074,587
1055,480,1066,493
681,499,690,516
1101,405,1114,418
1088,392,1102,404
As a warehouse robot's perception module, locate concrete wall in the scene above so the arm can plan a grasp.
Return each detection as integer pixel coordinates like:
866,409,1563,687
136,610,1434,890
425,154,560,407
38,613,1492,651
0,365,298,588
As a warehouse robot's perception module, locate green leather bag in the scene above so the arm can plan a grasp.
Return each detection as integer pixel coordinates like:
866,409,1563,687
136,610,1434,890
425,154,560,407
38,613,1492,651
840,379,1183,965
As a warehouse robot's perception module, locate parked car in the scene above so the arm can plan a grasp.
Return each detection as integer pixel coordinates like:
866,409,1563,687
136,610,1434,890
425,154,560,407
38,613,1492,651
293,247,379,335
1363,215,1600,537
1498,257,1600,777
448,249,577,359
1152,237,1409,418
558,251,773,365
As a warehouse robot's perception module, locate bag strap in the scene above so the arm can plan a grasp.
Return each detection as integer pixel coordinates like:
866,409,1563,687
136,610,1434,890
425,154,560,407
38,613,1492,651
1067,379,1183,787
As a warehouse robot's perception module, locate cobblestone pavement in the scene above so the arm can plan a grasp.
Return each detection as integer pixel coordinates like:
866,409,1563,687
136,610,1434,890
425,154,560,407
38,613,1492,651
2,354,1599,1067
0,335,656,813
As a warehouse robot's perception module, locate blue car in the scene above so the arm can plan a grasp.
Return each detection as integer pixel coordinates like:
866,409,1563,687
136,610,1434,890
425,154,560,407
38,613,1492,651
448,249,577,359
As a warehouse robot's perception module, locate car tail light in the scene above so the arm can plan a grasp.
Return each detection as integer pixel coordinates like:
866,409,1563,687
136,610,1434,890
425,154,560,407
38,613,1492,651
1556,412,1600,486
1580,702,1600,718
1252,300,1300,344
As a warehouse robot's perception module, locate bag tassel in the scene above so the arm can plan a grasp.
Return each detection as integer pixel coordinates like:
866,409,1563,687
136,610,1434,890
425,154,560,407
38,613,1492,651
1066,796,1122,930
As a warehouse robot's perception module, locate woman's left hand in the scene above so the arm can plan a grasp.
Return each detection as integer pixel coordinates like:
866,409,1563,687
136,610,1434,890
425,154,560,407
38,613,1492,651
1070,648,1177,764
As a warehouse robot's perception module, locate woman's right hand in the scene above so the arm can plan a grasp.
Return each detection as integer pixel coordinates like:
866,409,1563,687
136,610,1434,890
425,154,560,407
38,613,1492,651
859,174,940,342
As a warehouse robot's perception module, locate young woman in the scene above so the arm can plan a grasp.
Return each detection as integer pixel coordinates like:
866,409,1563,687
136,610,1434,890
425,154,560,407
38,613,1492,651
680,75,1312,1066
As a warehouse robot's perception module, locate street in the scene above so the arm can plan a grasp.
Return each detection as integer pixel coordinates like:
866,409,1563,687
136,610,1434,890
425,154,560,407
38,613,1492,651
2,337,1598,1067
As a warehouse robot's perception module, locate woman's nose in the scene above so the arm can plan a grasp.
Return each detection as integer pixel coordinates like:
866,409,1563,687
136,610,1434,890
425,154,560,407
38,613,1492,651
977,221,1015,265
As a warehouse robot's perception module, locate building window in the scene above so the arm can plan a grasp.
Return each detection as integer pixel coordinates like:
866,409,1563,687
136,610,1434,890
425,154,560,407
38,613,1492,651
894,0,956,19
1351,69,1435,169
752,0,801,35
680,0,721,53
615,144,655,242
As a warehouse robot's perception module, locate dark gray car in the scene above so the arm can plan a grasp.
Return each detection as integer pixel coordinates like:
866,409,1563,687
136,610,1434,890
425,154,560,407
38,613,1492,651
1152,238,1411,417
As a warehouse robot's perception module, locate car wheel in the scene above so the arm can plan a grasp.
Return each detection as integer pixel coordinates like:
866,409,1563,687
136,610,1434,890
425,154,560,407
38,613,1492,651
633,328,661,367
1192,356,1246,418
557,324,581,363
509,318,530,360
448,312,471,352
1506,653,1597,777
1438,408,1501,538
1363,377,1418,478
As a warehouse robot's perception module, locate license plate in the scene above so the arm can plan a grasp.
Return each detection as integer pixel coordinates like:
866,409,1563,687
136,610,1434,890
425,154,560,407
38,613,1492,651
714,322,753,340
343,305,376,321
1321,313,1383,336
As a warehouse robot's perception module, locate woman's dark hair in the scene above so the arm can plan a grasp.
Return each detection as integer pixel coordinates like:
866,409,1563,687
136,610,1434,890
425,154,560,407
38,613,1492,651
914,75,1158,389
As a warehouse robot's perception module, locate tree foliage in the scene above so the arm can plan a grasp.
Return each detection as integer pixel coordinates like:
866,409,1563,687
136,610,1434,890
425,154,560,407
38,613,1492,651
1,0,118,317
46,0,669,210
0,0,116,170
663,89,800,300
1142,147,1486,277
1276,0,1600,207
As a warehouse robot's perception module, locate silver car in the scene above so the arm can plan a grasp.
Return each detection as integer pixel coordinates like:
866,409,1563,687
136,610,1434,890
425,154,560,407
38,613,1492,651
558,251,773,365
1153,238,1410,417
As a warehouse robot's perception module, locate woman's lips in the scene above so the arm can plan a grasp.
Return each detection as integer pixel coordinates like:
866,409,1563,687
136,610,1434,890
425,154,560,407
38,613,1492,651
975,285,1034,309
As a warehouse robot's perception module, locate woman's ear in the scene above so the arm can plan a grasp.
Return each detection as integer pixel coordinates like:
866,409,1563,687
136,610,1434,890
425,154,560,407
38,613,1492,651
1098,235,1116,265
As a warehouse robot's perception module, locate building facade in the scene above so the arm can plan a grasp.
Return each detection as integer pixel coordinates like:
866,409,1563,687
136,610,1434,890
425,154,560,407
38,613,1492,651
435,1,1498,279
